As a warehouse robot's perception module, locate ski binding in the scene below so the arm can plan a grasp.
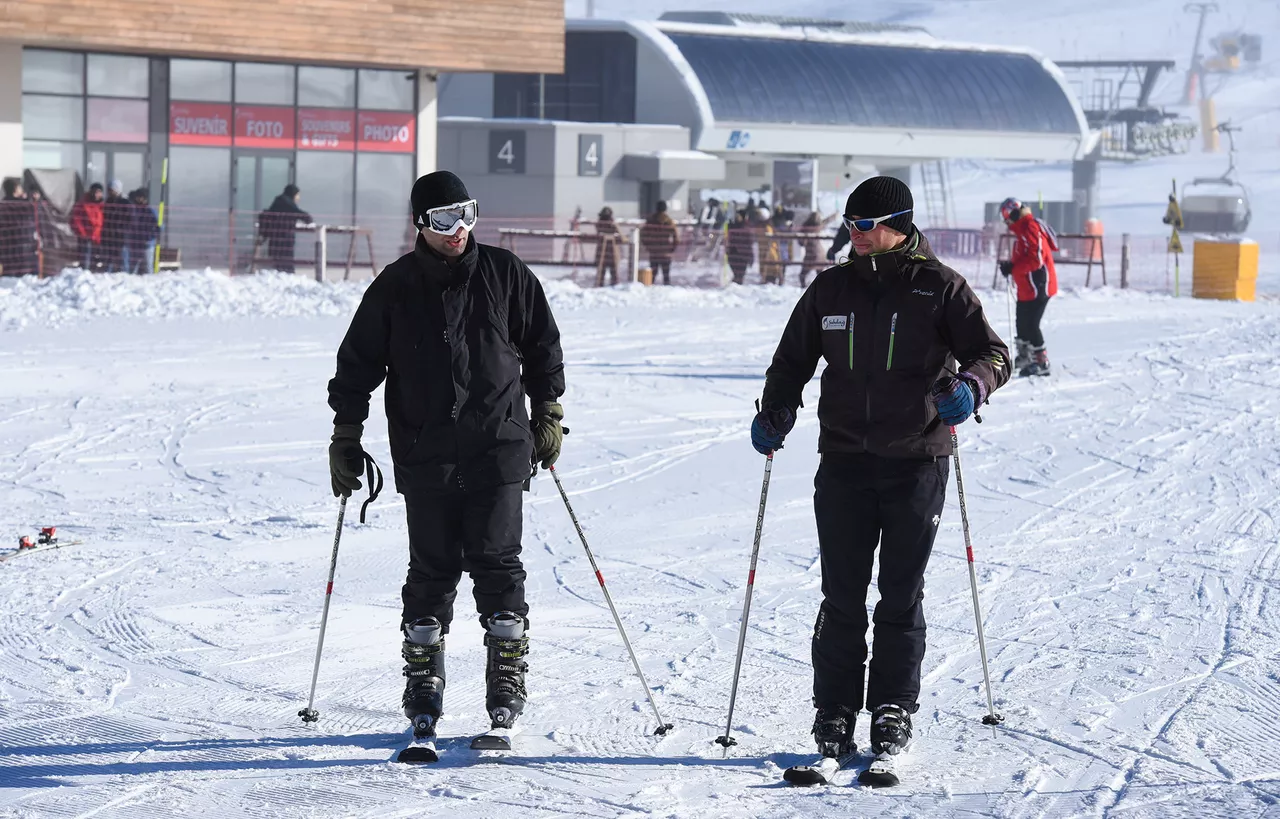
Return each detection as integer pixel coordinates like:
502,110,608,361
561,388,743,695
395,715,439,764
470,727,514,751
857,752,900,788
784,750,858,786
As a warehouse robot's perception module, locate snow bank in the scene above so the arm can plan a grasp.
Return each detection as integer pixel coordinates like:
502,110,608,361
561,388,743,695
1,267,1214,333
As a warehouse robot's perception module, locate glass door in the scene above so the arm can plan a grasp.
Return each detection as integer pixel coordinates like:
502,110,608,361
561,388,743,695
86,145,148,195
232,151,295,272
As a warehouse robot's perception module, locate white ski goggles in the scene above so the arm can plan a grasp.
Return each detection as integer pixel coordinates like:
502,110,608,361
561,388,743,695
418,199,478,235
843,209,912,233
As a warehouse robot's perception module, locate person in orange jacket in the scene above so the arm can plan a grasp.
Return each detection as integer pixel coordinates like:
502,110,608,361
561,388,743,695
70,183,105,270
999,198,1057,377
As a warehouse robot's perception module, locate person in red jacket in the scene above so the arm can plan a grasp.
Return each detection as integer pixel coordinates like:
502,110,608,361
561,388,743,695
999,198,1057,377
70,184,105,270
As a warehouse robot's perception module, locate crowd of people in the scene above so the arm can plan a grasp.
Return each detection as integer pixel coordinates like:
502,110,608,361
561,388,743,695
0,176,160,276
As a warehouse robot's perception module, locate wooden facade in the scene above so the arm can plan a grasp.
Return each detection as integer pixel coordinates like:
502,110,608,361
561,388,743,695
0,0,563,73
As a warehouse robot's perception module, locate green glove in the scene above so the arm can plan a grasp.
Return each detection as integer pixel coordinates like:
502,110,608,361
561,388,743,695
329,424,366,498
531,402,564,469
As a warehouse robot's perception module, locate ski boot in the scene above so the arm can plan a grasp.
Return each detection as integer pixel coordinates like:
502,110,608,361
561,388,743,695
869,704,913,755
812,703,857,758
401,616,446,739
1018,346,1050,378
1013,338,1032,374
483,611,529,730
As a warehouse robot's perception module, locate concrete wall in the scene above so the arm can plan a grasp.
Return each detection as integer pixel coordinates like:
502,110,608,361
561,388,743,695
437,118,692,223
0,42,22,181
416,71,438,180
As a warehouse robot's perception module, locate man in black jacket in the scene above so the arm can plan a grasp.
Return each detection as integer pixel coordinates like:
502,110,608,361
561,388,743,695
327,171,565,743
259,184,312,274
751,176,1010,763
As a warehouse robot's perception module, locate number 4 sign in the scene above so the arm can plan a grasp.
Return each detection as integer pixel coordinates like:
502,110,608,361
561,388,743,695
489,130,526,174
578,134,603,177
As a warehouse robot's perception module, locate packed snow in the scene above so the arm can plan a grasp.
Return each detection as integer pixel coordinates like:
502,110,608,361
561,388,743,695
3,268,1280,817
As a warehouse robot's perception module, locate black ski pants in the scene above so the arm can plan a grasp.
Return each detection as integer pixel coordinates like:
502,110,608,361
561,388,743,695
1015,267,1050,347
811,453,948,714
402,482,528,633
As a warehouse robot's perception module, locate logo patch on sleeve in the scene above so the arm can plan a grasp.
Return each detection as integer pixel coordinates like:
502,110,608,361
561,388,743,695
821,315,848,331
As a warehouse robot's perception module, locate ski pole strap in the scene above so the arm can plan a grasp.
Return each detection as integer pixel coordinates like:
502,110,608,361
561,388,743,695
359,453,383,524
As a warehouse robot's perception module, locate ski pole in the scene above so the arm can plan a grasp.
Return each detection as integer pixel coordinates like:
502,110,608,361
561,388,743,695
715,450,774,753
1006,275,1015,346
299,495,346,724
949,426,1004,727
549,464,674,736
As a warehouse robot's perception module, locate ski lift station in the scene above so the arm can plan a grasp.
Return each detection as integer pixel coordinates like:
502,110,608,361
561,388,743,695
438,12,1099,224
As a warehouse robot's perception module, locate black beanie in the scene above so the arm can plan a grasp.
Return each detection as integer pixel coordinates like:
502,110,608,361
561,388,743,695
845,176,914,236
412,171,471,224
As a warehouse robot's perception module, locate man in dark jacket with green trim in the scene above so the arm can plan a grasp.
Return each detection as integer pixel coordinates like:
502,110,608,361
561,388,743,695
326,171,565,741
751,176,1010,762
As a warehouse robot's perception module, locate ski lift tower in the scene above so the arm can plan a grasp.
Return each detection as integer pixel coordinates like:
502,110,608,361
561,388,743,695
1054,60,1196,220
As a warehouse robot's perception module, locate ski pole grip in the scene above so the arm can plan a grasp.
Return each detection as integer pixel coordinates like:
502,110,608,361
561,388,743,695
358,453,383,523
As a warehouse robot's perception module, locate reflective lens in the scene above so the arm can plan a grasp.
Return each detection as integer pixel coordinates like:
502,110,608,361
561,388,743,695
426,200,478,233
842,208,912,233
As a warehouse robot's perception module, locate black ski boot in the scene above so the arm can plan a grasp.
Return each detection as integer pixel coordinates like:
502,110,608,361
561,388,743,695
1013,338,1032,374
869,704,913,755
812,703,857,758
484,611,528,729
1019,345,1050,378
401,616,445,738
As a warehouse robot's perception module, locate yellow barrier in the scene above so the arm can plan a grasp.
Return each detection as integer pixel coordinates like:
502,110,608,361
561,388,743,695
1193,238,1259,301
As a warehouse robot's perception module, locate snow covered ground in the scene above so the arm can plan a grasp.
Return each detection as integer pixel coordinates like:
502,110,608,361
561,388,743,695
3,270,1280,817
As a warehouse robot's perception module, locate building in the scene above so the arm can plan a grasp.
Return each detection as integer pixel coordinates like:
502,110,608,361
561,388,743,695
439,13,1098,226
1,0,562,268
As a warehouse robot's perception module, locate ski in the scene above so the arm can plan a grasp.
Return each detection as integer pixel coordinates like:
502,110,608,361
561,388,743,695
395,715,440,764
783,750,858,786
395,737,439,764
857,752,901,788
470,726,515,751
1,534,83,563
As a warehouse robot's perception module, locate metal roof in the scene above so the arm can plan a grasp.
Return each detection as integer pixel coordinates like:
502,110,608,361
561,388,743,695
664,31,1082,134
656,11,929,36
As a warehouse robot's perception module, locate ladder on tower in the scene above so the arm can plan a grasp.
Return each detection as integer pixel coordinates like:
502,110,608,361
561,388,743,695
918,160,955,228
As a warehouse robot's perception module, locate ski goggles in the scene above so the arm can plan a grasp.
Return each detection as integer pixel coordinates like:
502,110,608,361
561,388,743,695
418,199,478,235
842,209,912,233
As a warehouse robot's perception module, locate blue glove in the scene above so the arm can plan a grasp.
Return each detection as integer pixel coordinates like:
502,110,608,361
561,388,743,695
931,376,979,426
751,405,795,454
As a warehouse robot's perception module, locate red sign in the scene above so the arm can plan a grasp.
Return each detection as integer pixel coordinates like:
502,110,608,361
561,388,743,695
235,106,295,149
170,103,232,147
297,108,356,151
357,111,416,153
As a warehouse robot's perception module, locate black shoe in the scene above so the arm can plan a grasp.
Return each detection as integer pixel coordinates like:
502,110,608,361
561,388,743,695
811,704,857,758
484,611,528,729
401,617,445,736
869,704,913,755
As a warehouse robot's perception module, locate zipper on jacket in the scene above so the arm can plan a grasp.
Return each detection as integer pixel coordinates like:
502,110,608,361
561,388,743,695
885,312,898,370
847,312,855,369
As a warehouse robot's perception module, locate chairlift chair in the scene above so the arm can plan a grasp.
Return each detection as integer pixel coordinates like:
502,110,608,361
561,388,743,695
1178,120,1253,235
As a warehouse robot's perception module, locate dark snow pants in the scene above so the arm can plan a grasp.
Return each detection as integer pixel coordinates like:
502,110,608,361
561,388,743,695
811,453,949,714
1015,267,1050,347
401,482,527,633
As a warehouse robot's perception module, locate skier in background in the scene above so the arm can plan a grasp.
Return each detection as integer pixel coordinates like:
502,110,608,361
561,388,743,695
259,184,312,274
327,171,566,743
126,188,161,275
726,209,754,285
0,178,38,277
71,183,105,270
102,180,130,273
751,176,1010,764
998,197,1057,377
640,200,679,285
593,206,621,287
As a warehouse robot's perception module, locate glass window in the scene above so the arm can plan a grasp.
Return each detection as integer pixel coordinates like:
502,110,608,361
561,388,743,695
299,66,356,108
23,94,84,141
168,146,232,268
298,151,355,260
235,62,295,105
359,69,415,111
87,54,149,98
86,98,149,143
22,50,84,95
23,140,83,172
172,59,232,102
357,153,414,266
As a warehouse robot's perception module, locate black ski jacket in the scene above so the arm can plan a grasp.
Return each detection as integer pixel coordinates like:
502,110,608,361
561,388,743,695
763,229,1010,459
328,234,565,493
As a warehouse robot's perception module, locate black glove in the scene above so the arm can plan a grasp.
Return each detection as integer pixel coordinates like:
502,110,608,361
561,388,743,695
751,403,795,455
329,424,366,498
998,260,1013,278
531,402,564,469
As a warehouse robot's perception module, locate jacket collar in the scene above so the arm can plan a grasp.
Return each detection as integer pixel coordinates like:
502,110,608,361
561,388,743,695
843,226,933,280
414,232,478,288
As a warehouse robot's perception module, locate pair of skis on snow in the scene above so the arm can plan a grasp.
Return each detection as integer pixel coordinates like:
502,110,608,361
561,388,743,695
395,722,515,764
0,527,82,563
783,749,901,788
